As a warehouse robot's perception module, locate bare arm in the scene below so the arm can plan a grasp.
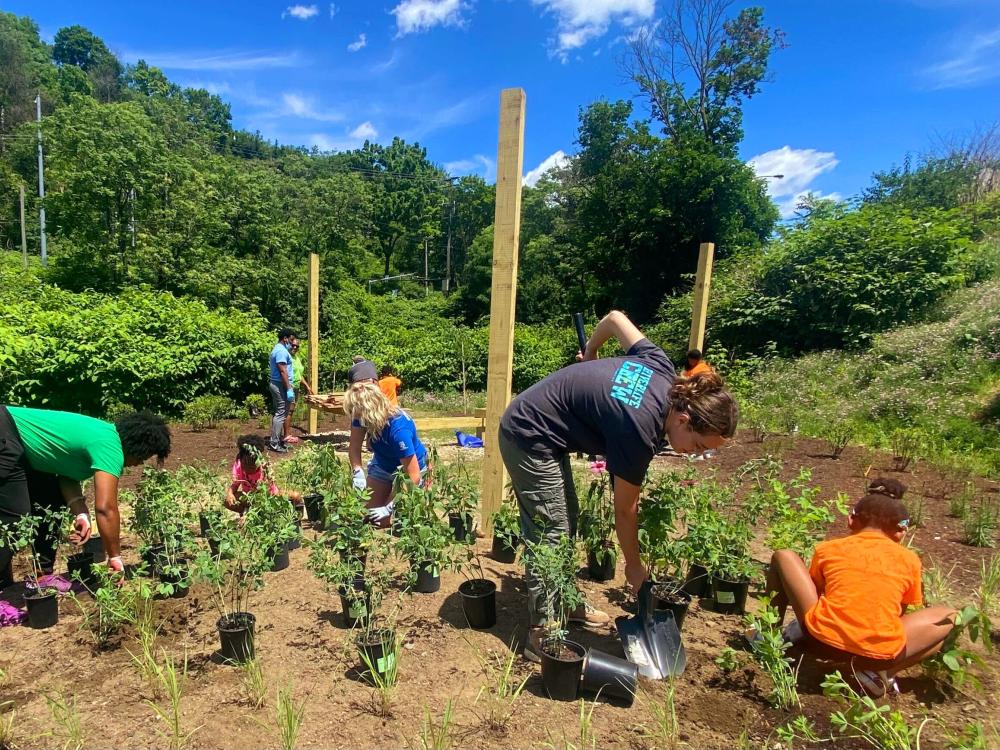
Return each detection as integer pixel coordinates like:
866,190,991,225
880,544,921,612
277,362,291,390
400,454,422,485
613,475,647,592
300,376,314,395
349,425,365,471
93,470,122,559
583,310,645,361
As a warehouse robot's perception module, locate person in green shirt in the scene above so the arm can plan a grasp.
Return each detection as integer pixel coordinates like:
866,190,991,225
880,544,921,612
0,406,171,587
283,336,314,445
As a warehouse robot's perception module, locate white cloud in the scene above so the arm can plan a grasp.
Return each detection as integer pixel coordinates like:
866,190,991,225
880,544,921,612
329,3,338,18
524,150,570,186
392,0,468,37
283,4,319,19
122,50,300,71
350,121,379,139
282,93,344,122
923,26,1000,89
531,0,654,60
748,146,840,218
348,33,368,52
444,154,496,181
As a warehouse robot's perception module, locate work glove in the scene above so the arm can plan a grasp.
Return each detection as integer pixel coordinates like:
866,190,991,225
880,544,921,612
71,512,92,545
107,556,125,586
366,502,394,523
352,468,367,492
286,388,295,401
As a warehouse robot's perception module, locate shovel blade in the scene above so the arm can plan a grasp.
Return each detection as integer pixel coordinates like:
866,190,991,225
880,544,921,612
615,581,687,680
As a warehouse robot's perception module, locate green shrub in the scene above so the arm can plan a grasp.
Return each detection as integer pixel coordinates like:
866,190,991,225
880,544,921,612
183,395,235,432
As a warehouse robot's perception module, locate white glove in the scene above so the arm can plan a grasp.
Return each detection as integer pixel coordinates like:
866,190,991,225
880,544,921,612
352,468,367,492
107,556,124,574
72,512,92,545
366,502,394,522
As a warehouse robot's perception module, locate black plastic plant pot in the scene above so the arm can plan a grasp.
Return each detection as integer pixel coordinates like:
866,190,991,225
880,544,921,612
217,612,256,663
540,639,586,701
198,512,212,538
303,493,324,525
650,583,691,631
711,577,750,615
458,579,496,629
83,535,105,563
158,565,189,599
208,537,220,557
358,628,397,679
66,551,97,589
683,562,711,598
338,577,370,628
491,533,517,564
581,648,638,705
287,519,302,551
586,546,617,582
141,543,166,573
448,512,473,542
269,545,290,572
25,589,59,629
413,561,441,593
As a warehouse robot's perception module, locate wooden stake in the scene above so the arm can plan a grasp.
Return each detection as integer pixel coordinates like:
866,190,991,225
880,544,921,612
308,252,320,436
480,88,526,534
688,242,715,353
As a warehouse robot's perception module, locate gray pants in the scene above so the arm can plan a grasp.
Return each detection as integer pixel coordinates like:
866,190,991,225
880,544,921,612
498,428,578,627
268,380,290,446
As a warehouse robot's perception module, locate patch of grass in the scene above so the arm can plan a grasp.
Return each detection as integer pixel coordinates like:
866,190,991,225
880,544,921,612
45,691,85,750
473,643,529,733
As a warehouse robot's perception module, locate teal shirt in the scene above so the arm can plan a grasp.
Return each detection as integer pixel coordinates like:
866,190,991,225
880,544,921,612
8,406,125,480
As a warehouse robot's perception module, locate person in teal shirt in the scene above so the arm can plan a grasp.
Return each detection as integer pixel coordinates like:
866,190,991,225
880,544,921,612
0,406,171,587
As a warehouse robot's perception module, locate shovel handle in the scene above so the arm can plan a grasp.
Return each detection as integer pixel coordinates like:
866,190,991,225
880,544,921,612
574,313,588,356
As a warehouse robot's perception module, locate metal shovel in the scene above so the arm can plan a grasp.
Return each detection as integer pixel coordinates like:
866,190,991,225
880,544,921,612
615,580,687,679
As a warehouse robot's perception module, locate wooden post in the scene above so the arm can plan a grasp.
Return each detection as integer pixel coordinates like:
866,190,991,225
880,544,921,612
19,184,28,270
308,252,320,435
480,88,526,535
688,242,715,353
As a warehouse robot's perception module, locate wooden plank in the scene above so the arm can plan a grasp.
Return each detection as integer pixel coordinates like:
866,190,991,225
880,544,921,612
308,252,320,435
473,408,487,420
688,242,715,353
480,88,526,534
413,416,481,432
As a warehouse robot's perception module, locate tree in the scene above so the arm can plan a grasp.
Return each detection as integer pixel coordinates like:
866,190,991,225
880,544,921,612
52,25,121,102
625,0,784,150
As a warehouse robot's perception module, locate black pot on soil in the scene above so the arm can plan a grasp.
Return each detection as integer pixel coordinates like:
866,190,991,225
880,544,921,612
413,561,441,593
358,628,397,679
448,512,473,543
303,493,324,526
157,563,189,599
711,577,750,615
141,543,166,573
217,612,256,663
286,518,302,551
491,533,518,563
683,562,711,598
269,543,290,572
650,582,692,631
199,512,212,538
458,579,496,629
581,648,638,705
67,551,97,589
25,588,59,629
586,545,617,582
540,639,586,701
338,576,370,628
83,535,105,563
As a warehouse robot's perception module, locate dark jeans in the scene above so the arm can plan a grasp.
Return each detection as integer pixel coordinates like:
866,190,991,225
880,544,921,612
0,406,64,583
268,380,290,447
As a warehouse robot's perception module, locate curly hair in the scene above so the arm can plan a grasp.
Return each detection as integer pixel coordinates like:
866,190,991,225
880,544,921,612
344,381,399,438
236,434,267,461
115,411,171,462
852,476,909,533
669,370,739,438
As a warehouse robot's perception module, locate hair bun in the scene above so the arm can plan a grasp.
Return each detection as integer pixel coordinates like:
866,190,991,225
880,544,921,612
867,477,906,499
671,370,725,402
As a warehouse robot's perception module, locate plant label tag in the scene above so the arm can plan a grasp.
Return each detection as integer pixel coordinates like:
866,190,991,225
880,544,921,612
377,653,396,674
716,591,736,605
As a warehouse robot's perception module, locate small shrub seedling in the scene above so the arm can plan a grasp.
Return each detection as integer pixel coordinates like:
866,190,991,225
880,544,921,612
393,479,464,588
962,498,997,548
183,394,234,431
821,671,928,749
580,472,617,573
923,604,993,692
742,596,800,709
821,420,855,459
890,429,921,473
524,534,583,655
45,690,86,750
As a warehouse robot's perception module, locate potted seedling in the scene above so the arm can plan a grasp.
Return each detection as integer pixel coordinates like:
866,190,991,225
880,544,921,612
581,473,617,582
708,516,757,615
353,538,403,683
525,535,585,701
490,499,520,564
458,552,497,629
278,443,343,528
394,480,462,593
437,455,478,543
40,505,98,592
2,513,61,628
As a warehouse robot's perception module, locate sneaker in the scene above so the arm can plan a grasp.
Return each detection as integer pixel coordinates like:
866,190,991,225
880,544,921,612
267,442,288,453
782,619,805,644
855,669,897,698
568,601,611,627
523,627,544,664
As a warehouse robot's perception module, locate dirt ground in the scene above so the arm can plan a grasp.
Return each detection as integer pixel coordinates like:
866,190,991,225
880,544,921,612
1,421,998,750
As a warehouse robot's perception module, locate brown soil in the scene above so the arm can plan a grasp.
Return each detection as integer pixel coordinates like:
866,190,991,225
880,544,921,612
543,641,586,662
1,425,998,750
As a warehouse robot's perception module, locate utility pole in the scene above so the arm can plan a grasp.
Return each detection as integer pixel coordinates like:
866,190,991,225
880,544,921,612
19,184,28,270
444,198,455,293
424,237,429,296
35,93,47,266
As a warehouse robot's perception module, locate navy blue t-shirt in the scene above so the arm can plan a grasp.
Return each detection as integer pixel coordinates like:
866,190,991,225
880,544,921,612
500,338,675,485
353,411,428,475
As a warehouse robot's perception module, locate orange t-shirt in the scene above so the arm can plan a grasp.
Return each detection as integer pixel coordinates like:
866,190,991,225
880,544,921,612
804,530,922,659
682,360,712,379
379,376,402,406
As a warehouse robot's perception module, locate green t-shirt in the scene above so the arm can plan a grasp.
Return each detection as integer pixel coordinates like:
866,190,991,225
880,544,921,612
291,354,304,389
8,406,125,480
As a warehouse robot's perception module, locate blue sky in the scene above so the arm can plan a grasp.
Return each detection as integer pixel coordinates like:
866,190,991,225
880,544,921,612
6,0,1000,217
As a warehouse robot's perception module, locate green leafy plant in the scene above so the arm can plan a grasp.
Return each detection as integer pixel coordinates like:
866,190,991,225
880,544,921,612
923,604,992,691
763,470,845,561
946,721,1000,750
183,394,235,431
822,671,929,749
394,480,464,586
272,685,306,750
490,499,520,555
962,498,997,548
473,642,529,733
524,534,583,652
922,563,956,606
821,420,855,459
580,472,617,568
890,429,921,473
244,393,267,419
743,596,800,709
73,567,151,650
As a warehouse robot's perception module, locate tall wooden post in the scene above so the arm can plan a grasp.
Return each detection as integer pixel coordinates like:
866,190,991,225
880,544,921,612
688,242,715,352
308,252,320,435
480,88,526,534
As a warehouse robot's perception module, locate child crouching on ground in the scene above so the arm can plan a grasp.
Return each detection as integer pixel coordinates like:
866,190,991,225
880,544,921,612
764,477,956,696
225,434,302,515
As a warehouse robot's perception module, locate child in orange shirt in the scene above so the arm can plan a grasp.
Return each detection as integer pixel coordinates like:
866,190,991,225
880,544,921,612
378,366,402,407
764,478,956,696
